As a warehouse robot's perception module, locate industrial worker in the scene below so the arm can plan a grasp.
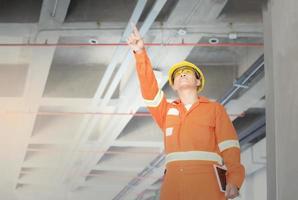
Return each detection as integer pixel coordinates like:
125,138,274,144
127,25,245,200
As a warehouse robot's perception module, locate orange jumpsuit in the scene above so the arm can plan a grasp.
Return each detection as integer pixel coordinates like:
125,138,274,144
134,50,245,200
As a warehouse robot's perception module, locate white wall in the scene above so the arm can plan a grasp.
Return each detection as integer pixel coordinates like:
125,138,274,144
237,138,267,200
240,167,267,200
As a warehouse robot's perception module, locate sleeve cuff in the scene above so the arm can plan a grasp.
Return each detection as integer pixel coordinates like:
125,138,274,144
227,174,245,189
134,49,147,61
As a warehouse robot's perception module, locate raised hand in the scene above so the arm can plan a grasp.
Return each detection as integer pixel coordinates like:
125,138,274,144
127,23,144,52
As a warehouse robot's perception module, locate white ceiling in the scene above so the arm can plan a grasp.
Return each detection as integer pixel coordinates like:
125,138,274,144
0,0,265,199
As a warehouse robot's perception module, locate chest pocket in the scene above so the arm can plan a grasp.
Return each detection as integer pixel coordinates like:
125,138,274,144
187,116,216,148
196,118,215,128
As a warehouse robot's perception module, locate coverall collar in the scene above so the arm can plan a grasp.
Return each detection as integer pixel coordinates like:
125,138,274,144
172,96,210,105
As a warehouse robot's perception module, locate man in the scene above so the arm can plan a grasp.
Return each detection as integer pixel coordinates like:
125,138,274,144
127,25,245,200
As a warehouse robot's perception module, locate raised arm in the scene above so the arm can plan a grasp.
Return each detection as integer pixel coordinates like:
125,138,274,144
127,25,168,130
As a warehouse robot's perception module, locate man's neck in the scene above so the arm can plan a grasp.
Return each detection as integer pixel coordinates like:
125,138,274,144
177,89,198,105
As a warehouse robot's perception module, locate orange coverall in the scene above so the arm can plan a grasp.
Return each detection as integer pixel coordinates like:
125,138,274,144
134,50,245,200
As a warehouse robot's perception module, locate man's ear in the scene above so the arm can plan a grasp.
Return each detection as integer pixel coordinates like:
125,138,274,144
196,79,201,87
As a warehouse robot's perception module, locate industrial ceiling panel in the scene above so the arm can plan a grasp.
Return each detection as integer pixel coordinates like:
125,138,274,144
65,0,178,23
0,64,28,97
219,0,265,22
139,0,179,22
43,36,119,98
31,113,83,141
65,0,138,23
0,0,42,22
117,115,163,142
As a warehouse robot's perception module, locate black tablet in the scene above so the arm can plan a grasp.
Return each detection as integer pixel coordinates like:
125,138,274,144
213,164,227,192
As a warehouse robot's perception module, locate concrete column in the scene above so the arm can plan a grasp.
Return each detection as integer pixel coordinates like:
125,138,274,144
263,0,298,199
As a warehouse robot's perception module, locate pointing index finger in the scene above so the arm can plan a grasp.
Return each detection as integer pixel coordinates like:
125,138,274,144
131,23,141,38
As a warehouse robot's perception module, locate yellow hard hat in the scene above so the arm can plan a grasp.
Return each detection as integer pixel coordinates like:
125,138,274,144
168,61,205,92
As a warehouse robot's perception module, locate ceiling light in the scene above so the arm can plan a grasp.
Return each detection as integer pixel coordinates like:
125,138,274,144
208,38,219,44
178,29,187,36
89,39,98,44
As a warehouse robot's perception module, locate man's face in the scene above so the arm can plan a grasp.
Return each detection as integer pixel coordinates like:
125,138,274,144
172,67,201,91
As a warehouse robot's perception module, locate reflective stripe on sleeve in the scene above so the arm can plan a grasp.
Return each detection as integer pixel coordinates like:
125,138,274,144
218,140,240,152
143,90,164,107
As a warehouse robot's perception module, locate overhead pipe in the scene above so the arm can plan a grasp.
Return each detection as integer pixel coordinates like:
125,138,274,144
239,115,266,146
0,42,263,47
1,110,244,117
219,54,264,105
19,171,161,181
34,26,263,41
26,148,160,155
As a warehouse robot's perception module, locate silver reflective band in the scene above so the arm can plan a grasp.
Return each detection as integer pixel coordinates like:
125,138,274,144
166,151,223,165
143,90,164,107
218,140,240,152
